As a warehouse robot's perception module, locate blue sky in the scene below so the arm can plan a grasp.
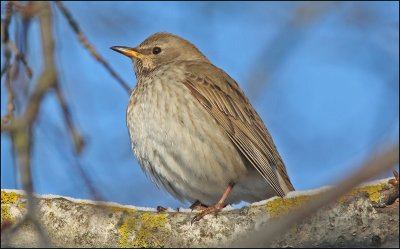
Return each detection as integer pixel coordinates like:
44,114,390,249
1,1,399,208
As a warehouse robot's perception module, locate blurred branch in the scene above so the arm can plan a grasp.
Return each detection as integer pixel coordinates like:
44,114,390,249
1,1,13,55
2,59,15,126
1,2,56,246
54,85,84,154
54,1,131,93
246,2,337,100
232,144,399,247
1,2,34,124
1,1,15,125
0,1,20,190
1,0,105,205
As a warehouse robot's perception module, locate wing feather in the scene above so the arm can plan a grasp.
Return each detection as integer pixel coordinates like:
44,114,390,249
181,63,294,196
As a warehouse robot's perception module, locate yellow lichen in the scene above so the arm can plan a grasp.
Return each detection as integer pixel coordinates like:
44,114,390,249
46,201,53,208
77,201,96,206
265,183,388,218
1,191,20,204
119,215,137,248
339,183,387,203
132,213,168,248
76,202,138,215
1,205,15,222
109,205,137,214
118,212,169,248
265,195,314,217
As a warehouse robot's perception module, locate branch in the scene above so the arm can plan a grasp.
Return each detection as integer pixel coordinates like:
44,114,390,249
1,177,398,247
8,41,33,79
1,2,61,246
232,144,399,247
54,85,84,154
1,1,15,125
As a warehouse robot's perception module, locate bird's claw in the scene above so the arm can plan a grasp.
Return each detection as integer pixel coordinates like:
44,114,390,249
191,203,224,225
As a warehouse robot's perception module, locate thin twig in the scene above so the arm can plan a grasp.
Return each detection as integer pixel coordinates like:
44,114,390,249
8,41,33,79
1,1,15,125
1,1,97,208
73,158,105,202
231,144,399,247
54,85,85,154
2,0,124,225
2,64,15,125
1,1,13,47
54,1,131,93
54,56,94,195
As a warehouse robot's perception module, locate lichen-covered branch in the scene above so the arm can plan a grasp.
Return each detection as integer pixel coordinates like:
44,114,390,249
233,145,399,247
1,178,398,248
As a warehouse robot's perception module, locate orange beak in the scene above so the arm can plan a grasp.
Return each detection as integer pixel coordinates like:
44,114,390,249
110,46,144,59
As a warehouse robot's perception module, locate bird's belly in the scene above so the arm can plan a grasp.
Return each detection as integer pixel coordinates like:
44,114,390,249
126,78,248,205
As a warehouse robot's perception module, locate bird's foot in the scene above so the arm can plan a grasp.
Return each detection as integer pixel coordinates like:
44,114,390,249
191,202,225,224
388,170,399,187
373,170,399,208
189,200,208,211
191,183,234,224
156,206,167,213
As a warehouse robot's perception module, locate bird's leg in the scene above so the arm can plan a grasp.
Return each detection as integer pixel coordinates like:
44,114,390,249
190,200,208,211
191,182,235,224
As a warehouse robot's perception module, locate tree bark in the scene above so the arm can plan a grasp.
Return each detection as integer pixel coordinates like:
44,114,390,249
1,178,398,248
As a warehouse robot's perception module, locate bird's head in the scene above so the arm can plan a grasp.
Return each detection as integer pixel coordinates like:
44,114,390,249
111,32,209,76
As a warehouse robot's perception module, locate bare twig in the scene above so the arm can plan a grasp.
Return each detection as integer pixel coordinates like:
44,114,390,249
1,1,13,48
73,159,105,202
2,63,15,125
1,1,15,125
1,2,60,246
6,1,25,11
1,2,35,126
232,144,399,247
54,86,104,200
8,41,33,79
1,1,102,208
1,3,20,184
54,85,85,154
54,1,131,93
1,2,33,78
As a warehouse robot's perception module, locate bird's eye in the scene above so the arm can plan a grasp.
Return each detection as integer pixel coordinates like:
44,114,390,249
152,47,162,55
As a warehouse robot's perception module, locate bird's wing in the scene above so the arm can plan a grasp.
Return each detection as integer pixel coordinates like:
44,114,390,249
181,62,294,197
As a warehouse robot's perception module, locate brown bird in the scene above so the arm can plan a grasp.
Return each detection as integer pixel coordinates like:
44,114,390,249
111,32,294,223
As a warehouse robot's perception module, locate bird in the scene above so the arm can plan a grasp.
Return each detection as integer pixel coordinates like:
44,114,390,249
111,32,295,223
